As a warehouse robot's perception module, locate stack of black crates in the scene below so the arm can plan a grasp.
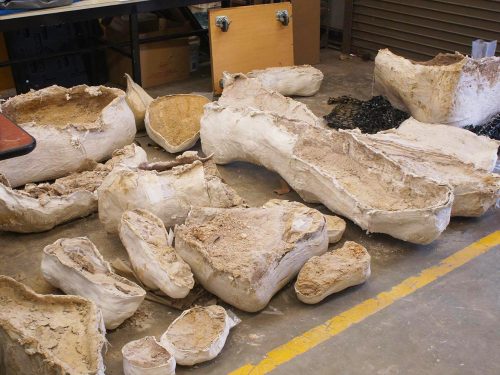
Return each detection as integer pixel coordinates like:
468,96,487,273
4,20,107,93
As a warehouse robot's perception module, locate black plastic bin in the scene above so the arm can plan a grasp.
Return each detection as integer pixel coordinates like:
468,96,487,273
4,20,107,93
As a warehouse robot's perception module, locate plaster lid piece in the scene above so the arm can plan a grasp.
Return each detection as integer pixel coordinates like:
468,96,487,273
145,94,210,153
125,73,154,131
41,237,146,329
0,144,147,233
220,73,321,126
0,85,136,187
267,201,348,251
119,209,194,298
98,151,244,233
122,336,175,375
201,103,453,244
160,305,236,366
295,241,371,304
0,275,106,375
374,49,500,127
324,214,346,243
391,118,499,172
175,200,328,312
246,65,324,96
351,129,500,217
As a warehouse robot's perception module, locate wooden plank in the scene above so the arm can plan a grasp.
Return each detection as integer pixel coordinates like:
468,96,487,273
292,0,320,65
209,2,294,94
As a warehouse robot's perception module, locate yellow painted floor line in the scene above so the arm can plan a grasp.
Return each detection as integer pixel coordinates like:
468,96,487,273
229,231,500,375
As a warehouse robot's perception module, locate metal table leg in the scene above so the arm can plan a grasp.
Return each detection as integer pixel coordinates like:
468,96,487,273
129,12,141,85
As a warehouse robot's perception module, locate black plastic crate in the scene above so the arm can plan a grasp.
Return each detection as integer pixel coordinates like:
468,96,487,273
5,21,107,93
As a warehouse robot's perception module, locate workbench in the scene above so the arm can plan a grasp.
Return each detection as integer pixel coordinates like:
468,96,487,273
0,0,220,86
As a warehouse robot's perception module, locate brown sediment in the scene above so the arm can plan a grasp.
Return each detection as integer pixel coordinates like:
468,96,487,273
147,95,210,146
2,86,118,130
176,201,325,283
0,275,104,374
122,336,171,368
296,241,370,297
294,128,446,211
165,306,226,350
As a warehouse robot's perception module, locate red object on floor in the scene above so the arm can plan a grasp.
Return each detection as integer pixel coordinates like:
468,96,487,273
0,113,36,160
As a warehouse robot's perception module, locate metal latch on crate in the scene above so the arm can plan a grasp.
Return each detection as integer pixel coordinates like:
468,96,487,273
215,16,231,32
276,10,289,26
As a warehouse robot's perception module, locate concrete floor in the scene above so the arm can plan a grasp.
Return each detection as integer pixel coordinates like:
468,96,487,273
1,49,499,374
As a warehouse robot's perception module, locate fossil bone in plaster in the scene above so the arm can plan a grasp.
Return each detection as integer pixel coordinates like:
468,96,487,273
200,102,453,244
374,49,500,127
388,118,499,172
349,129,500,217
0,85,136,187
220,72,321,126
98,151,244,233
0,144,147,233
122,336,176,375
295,241,371,304
246,65,324,96
145,94,210,153
0,275,106,374
174,200,328,312
119,209,194,299
41,237,146,329
159,305,237,365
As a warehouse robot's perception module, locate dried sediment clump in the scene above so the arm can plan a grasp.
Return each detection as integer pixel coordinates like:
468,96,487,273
246,65,324,96
175,200,328,312
160,305,236,365
201,103,453,244
324,95,409,133
41,237,146,329
0,85,136,187
0,144,147,233
125,73,154,131
98,151,244,233
119,209,194,299
122,336,175,375
220,72,321,126
375,49,500,127
0,275,106,374
145,94,210,153
295,241,371,304
389,118,499,172
324,214,346,243
350,129,500,217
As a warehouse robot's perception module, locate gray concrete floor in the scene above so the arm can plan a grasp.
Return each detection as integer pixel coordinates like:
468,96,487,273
1,49,499,375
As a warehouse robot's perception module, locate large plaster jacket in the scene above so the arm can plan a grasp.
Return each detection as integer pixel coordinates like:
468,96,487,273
375,49,500,127
0,85,136,187
0,144,147,233
98,154,244,233
201,103,453,244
